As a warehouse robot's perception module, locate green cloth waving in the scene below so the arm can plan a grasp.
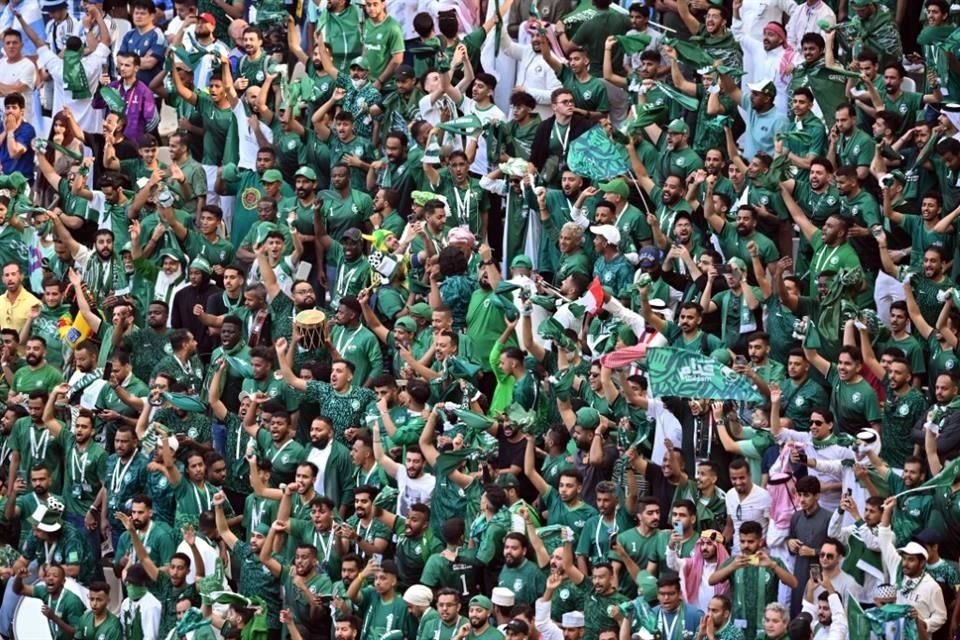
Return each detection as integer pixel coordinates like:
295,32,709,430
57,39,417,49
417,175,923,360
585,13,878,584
63,49,92,99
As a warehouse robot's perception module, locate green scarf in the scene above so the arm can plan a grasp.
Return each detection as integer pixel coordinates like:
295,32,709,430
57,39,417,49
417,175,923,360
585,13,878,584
864,604,918,640
63,48,91,99
916,24,955,46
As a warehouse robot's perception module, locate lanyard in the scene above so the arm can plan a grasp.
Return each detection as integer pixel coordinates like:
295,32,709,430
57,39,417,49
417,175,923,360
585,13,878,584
361,463,378,485
174,355,193,377
659,606,684,640
552,121,570,154
223,292,243,313
812,244,839,274
452,183,472,228
111,454,137,492
191,482,211,512
336,264,362,299
30,427,50,461
594,511,618,558
270,438,294,464
235,422,247,460
44,541,59,564
72,448,89,485
0,438,9,468
335,326,362,354
314,528,335,563
47,590,63,636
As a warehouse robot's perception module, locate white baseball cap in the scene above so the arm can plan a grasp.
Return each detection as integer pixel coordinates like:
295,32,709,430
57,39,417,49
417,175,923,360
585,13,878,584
590,224,621,245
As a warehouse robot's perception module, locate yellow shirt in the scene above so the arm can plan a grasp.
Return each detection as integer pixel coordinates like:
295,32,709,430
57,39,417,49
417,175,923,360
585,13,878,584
0,288,40,333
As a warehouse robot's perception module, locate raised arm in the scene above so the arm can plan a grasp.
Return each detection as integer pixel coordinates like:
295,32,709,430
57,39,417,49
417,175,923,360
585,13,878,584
524,434,550,495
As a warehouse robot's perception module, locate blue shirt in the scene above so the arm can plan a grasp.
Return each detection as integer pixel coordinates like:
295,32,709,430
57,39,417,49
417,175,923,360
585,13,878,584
0,121,35,180
119,26,166,85
739,93,789,160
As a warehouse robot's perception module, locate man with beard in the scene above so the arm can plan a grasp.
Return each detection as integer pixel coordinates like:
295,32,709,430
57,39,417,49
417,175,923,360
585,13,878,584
170,257,220,359
874,304,926,387
533,170,584,281
642,296,725,356
343,557,409,640
629,157,694,241
372,502,442,588
242,392,306,486
326,295,383,388
196,264,251,336
697,595,743,640
877,498,947,635
283,167,321,267
676,0,742,70
777,349,829,432
4,462,63,551
596,178,652,257
8,389,68,492
542,45,609,122
706,199,780,280
590,224,634,295
881,243,953,328
251,461,319,522
651,120,704,185
0,263,36,334
117,509,203,638
281,494,343,580
788,207,859,303
301,416,354,510
164,203,235,277
667,531,729,612
369,130,420,214
113,494,176,577
698,257,762,350
19,280,70,372
779,158,842,279
218,148,293,248
81,227,129,304
424,150,490,239
455,595,503,640
98,425,149,546
278,337,375,441
371,188,405,237
526,433,598,544
122,301,173,382
828,104,874,181
319,227,370,309
780,89,827,175
339,484,391,562
497,533,547,606
263,531,334,640
804,339,883,436
242,345,296,412
7,336,62,400
151,328,204,391
373,422,435,515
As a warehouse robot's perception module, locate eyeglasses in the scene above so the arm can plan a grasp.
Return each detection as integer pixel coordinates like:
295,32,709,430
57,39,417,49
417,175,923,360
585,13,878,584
810,419,825,426
819,553,835,559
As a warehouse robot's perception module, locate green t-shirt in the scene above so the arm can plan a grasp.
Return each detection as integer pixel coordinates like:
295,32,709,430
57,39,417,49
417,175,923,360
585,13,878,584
11,363,63,395
31,583,88,640
74,610,123,640
662,322,726,355
356,584,410,640
11,417,67,492
114,520,177,574
62,439,107,516
807,232,861,296
303,380,376,441
194,92,233,165
255,429,307,486
498,559,546,605
361,16,405,83
557,66,609,113
420,546,480,597
826,364,881,436
234,540,283,629
541,485,598,547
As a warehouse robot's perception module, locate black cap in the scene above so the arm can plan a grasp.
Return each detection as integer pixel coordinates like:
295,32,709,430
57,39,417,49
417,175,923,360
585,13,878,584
913,529,943,546
505,619,530,634
342,227,362,242
788,613,813,640
395,64,415,80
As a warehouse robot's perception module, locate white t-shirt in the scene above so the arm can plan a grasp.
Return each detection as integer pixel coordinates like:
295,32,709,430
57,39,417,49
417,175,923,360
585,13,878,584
395,467,436,516
725,484,771,554
37,43,111,133
0,58,36,125
233,100,274,170
459,96,504,176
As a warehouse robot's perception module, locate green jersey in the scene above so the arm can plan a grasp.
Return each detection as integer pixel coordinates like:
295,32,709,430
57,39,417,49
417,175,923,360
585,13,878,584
557,66,609,114
194,92,233,164
11,418,67,492
356,584,410,640
826,364,881,436
123,327,172,383
74,610,123,640
11,363,63,396
420,547,480,598
303,380,376,441
361,15,404,84
722,557,790,640
234,540,283,629
541,485,598,546
255,429,307,486
31,583,87,640
417,611,468,640
62,438,107,516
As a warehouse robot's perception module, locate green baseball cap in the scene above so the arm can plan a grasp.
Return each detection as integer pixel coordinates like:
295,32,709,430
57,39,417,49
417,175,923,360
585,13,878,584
189,256,212,275
261,169,284,183
666,118,689,134
409,302,432,320
469,595,493,610
599,178,629,199
350,56,370,70
295,166,317,181
850,0,874,6
395,316,417,333
575,407,601,430
511,255,533,270
497,473,519,488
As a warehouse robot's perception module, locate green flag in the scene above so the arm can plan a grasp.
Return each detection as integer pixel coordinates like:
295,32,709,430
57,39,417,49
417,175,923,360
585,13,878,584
895,455,960,497
645,347,763,402
663,36,715,69
615,33,652,54
99,86,127,115
652,81,701,111
864,604,918,640
438,113,485,135
567,125,631,181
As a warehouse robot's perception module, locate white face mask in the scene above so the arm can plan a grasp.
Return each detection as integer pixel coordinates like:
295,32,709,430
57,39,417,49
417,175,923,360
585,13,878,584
350,78,367,90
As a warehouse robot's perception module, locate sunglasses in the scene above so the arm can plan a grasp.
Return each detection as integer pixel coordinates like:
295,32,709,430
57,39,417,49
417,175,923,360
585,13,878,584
810,419,825,426
819,553,835,559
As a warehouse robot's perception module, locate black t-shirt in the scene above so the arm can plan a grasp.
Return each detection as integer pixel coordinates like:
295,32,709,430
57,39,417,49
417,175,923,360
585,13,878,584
83,131,139,186
496,434,537,503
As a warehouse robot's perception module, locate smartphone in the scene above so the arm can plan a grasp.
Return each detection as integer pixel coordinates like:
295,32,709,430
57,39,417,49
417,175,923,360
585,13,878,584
716,264,733,275
735,355,748,366
810,564,822,582
101,64,109,75
372,553,383,566
101,361,113,381
748,555,760,566
845,488,853,497
673,521,683,536
870,225,884,238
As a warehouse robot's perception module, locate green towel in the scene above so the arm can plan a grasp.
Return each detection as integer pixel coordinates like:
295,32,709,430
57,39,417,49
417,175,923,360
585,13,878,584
615,33,652,54
63,48,91,99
